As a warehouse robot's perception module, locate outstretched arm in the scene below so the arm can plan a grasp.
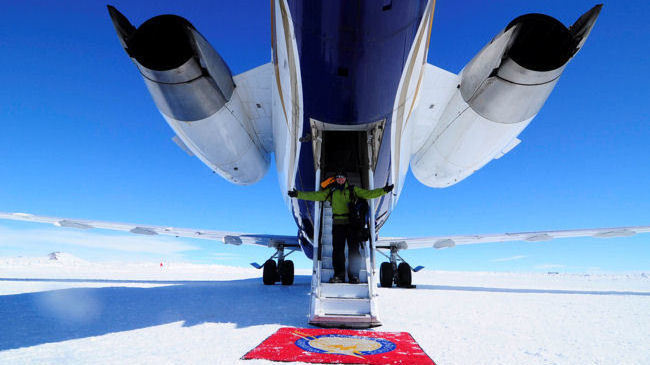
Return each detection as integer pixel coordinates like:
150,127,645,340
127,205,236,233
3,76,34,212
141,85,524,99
293,189,330,201
353,185,392,200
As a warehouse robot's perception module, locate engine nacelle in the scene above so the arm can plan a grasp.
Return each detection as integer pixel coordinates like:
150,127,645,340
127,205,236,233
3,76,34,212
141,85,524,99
108,6,269,185
411,5,602,187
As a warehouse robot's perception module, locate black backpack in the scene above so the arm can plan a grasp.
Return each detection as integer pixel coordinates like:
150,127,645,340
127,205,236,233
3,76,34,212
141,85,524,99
347,185,370,243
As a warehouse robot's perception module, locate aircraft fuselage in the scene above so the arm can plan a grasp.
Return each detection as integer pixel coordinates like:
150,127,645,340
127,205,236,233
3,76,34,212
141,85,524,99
272,0,431,258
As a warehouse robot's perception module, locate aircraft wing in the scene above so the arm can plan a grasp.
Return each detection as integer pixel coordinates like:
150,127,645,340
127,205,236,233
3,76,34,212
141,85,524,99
0,212,299,248
376,225,650,250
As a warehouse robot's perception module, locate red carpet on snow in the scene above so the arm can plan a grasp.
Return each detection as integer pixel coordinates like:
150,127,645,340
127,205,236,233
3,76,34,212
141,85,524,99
242,327,435,364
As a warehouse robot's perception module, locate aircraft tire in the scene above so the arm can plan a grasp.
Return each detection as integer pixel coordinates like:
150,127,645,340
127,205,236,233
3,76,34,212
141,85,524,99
263,259,277,285
397,262,412,288
279,260,294,285
379,262,393,287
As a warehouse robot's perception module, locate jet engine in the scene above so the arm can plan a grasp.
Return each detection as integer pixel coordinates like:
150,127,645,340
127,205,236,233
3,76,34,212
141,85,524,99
411,5,602,187
108,6,269,185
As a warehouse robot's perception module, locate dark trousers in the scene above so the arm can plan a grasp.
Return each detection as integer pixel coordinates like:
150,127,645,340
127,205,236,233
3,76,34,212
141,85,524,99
332,223,361,280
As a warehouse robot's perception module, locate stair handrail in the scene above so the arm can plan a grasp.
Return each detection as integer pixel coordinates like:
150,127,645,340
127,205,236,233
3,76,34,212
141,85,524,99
310,168,322,316
365,134,378,323
365,174,376,300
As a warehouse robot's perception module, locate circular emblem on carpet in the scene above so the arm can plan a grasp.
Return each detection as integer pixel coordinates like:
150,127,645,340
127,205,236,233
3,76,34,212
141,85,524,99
295,333,396,357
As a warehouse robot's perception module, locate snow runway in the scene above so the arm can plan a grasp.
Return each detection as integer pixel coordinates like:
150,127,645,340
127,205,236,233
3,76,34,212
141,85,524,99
0,257,648,364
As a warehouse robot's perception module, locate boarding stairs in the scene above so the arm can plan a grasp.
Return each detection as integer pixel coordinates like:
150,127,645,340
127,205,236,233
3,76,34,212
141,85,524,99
309,201,380,328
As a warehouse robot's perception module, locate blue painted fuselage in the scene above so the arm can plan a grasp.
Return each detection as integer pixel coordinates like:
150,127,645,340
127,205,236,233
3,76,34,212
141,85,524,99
285,0,428,258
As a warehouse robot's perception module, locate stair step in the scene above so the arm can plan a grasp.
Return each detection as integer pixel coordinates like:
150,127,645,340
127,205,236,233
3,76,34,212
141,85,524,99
315,313,370,319
320,283,369,299
321,245,333,257
320,268,368,284
309,313,380,328
321,255,370,271
320,268,334,282
322,259,332,270
318,298,371,316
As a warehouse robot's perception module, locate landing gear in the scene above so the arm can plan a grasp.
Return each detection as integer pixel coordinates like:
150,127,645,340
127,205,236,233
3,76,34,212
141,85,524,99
377,243,423,288
253,243,297,286
379,262,393,287
263,260,277,285
397,262,412,288
279,260,294,285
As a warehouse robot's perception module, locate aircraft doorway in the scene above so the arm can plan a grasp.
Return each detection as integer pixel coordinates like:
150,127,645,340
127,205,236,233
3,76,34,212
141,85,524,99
309,119,385,189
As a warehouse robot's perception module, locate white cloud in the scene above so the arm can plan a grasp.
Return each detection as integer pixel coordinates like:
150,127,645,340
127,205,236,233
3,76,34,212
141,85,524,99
0,224,199,256
492,255,527,262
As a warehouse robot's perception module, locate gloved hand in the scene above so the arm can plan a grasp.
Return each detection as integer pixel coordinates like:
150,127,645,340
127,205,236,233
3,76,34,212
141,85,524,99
383,184,394,193
288,189,298,198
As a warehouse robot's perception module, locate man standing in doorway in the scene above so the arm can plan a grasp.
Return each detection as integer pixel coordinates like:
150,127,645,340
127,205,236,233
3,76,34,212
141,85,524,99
288,172,393,283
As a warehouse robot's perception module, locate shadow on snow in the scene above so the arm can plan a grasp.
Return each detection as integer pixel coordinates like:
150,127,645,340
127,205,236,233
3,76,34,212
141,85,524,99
412,284,650,296
2,276,647,351
0,276,311,351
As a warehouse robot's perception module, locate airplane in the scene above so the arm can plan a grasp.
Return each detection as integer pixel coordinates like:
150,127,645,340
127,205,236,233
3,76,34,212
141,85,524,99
2,1,649,328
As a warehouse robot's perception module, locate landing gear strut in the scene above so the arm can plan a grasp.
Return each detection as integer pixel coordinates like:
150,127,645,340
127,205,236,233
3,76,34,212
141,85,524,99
253,243,297,286
377,243,423,288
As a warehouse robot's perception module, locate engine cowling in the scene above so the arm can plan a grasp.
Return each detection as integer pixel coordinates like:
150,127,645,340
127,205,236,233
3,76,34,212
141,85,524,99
411,5,602,187
108,6,269,185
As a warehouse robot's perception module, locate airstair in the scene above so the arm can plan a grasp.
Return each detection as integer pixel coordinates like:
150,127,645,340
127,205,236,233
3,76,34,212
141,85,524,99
307,120,385,328
309,202,380,328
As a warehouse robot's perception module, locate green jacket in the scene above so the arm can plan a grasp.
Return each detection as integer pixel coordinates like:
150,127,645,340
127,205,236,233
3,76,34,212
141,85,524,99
296,183,388,224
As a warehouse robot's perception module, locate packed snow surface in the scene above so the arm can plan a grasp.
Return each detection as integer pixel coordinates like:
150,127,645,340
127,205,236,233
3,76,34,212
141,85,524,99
0,254,648,364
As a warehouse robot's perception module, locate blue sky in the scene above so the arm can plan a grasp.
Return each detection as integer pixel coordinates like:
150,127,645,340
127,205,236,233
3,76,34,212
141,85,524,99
0,0,648,272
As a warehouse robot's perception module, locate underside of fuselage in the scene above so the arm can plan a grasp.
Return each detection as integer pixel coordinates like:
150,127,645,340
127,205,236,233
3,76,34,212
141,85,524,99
280,0,430,257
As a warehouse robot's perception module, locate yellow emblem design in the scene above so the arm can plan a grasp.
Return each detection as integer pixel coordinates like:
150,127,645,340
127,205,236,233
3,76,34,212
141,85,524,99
293,330,396,359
